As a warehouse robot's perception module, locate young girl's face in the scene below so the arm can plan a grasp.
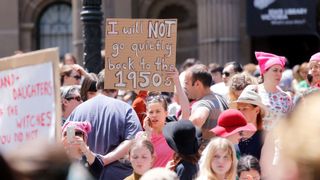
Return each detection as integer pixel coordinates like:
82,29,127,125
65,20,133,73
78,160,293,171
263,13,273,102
146,102,167,131
211,149,232,177
129,145,154,175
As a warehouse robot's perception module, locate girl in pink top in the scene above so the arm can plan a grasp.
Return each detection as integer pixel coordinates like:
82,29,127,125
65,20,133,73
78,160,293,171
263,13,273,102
143,94,174,167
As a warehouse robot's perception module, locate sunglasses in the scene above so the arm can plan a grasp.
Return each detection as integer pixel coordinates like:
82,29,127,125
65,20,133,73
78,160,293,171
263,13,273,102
72,75,81,80
223,72,230,77
66,96,82,102
146,94,165,103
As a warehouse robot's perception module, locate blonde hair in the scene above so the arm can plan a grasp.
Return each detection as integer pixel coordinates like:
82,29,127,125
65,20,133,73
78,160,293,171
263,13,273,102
276,92,320,180
197,137,237,180
129,138,155,156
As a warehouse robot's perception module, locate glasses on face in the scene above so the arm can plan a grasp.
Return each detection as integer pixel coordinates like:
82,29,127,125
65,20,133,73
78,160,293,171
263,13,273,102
71,75,81,80
223,72,230,77
66,96,82,102
310,64,320,71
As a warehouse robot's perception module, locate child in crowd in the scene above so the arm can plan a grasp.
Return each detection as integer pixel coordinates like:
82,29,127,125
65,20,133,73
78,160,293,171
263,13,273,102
237,155,261,180
125,139,155,180
61,121,103,179
197,137,237,180
163,120,202,180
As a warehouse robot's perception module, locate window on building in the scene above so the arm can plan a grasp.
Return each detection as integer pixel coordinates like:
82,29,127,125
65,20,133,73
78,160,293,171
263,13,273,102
38,3,72,58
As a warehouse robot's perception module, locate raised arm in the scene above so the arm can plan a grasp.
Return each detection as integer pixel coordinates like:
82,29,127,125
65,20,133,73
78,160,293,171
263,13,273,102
167,68,190,120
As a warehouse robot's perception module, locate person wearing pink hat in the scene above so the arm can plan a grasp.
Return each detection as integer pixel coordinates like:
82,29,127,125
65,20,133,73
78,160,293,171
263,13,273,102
61,121,103,179
293,53,320,104
308,52,320,88
210,109,257,145
242,51,292,131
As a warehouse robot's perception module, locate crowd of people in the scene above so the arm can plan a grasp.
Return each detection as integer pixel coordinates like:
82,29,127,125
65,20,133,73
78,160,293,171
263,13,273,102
1,50,320,180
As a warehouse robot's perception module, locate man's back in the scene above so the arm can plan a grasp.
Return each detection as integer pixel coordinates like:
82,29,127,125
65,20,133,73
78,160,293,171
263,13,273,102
68,94,142,179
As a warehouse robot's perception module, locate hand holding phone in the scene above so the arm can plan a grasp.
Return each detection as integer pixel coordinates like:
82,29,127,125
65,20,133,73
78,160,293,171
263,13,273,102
143,116,153,134
67,126,75,143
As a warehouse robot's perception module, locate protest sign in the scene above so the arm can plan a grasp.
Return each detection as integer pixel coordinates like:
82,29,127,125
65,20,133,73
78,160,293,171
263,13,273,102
105,18,177,92
0,48,61,153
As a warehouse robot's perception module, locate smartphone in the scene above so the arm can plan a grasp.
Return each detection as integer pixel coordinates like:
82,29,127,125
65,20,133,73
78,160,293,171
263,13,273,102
67,126,75,143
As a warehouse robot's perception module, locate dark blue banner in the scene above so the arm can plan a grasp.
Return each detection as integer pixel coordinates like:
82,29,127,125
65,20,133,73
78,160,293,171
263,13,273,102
247,0,317,36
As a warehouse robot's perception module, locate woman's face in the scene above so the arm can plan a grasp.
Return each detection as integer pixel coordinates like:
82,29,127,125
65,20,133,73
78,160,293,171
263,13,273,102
211,149,232,177
309,61,320,83
64,70,81,85
129,145,154,175
237,103,259,125
239,169,261,180
263,65,283,85
146,102,167,131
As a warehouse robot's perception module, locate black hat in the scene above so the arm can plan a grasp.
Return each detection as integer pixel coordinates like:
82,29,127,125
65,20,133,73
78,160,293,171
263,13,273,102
163,120,202,155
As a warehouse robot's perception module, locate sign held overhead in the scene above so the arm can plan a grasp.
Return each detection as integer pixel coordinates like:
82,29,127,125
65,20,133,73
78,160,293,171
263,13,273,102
105,18,177,92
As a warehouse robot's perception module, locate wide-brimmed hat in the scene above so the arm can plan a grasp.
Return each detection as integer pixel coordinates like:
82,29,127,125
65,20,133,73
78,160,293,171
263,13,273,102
233,87,268,117
210,109,256,137
163,120,202,155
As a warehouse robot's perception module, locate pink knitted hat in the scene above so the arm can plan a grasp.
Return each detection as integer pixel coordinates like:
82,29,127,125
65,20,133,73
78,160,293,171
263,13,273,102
62,121,92,139
255,51,286,75
310,52,320,62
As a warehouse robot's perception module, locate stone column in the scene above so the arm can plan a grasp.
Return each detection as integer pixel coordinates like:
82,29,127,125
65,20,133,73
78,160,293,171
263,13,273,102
72,0,84,66
0,0,19,57
81,0,103,74
197,0,240,66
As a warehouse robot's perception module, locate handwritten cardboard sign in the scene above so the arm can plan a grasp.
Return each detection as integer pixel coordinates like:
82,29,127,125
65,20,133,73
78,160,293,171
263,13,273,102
0,48,61,153
105,18,177,92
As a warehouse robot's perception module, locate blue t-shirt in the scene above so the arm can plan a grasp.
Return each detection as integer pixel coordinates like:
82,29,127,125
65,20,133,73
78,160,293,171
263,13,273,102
68,94,142,180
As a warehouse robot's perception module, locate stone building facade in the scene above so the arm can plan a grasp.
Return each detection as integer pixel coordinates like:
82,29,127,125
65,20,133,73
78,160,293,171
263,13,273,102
3,0,317,67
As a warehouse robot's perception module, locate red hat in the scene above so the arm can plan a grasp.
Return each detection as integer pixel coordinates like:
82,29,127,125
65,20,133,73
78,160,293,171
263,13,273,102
255,51,286,75
210,109,256,137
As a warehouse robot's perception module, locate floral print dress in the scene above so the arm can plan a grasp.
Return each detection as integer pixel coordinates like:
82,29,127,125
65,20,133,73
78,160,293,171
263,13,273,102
246,84,292,131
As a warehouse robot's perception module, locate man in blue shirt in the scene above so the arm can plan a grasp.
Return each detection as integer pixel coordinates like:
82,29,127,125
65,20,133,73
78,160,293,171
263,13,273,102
67,70,142,180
